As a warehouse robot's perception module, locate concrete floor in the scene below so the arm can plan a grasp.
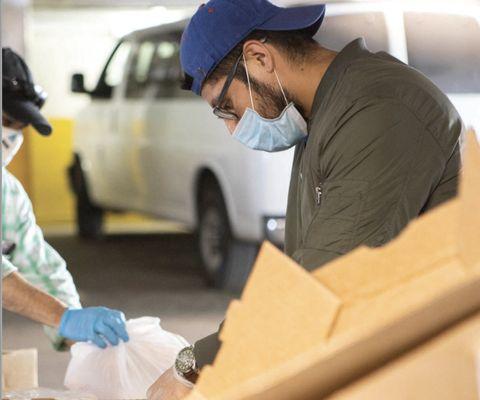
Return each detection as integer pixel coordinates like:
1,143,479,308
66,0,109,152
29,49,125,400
3,232,233,389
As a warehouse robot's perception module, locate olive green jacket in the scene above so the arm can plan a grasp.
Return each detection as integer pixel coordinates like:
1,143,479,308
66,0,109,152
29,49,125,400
194,38,463,368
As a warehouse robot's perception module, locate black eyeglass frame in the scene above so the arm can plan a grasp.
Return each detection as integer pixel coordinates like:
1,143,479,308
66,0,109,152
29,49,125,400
212,52,244,121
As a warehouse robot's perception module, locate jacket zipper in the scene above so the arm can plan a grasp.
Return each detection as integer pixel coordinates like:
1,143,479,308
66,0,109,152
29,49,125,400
315,183,323,206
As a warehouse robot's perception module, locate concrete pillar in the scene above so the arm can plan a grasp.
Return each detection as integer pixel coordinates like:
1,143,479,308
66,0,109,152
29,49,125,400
2,0,32,193
1,0,30,55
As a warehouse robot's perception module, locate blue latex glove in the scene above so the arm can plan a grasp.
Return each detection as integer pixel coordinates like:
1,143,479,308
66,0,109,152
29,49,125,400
59,307,129,349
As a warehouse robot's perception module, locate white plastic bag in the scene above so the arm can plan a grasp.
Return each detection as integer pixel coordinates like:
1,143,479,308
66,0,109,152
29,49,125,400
64,317,188,400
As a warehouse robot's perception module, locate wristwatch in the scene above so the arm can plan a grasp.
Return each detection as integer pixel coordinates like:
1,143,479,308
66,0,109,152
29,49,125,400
175,345,199,384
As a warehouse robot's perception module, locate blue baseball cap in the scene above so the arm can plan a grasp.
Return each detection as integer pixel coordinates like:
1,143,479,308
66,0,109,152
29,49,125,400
180,0,326,95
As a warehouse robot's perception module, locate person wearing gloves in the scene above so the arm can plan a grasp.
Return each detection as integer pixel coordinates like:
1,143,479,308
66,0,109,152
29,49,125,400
2,47,129,349
147,0,462,398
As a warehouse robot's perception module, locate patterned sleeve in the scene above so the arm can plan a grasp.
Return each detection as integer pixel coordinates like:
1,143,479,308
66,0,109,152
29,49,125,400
2,170,81,349
2,255,18,278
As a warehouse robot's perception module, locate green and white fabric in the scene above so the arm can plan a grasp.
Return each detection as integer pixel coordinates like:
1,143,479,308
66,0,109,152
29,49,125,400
2,169,81,349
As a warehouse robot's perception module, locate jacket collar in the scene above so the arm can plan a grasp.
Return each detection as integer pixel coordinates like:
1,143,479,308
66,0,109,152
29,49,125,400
309,38,370,125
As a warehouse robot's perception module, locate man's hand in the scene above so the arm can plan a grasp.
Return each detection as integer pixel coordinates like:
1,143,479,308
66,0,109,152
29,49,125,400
147,367,192,400
59,307,129,348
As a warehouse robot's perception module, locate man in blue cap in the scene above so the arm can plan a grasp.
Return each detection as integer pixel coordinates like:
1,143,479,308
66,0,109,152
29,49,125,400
148,1,462,398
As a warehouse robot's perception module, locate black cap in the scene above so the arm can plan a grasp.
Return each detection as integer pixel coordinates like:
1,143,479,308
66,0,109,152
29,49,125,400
2,47,52,135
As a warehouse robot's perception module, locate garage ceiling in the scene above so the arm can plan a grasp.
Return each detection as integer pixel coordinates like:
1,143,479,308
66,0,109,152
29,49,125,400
31,0,199,7
30,0,346,8
28,0,480,9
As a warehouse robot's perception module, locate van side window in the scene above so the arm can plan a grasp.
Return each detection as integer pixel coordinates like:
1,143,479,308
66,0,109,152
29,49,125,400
126,37,189,99
404,13,480,93
150,40,187,98
125,41,157,98
315,13,389,53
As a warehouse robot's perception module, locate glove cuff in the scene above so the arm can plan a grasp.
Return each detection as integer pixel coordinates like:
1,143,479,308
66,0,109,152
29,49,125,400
58,307,74,337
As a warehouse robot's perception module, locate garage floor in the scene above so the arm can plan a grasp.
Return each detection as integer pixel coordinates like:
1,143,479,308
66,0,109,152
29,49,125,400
3,232,233,389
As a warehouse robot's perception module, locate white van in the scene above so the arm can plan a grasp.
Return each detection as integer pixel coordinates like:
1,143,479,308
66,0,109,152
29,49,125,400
70,2,480,290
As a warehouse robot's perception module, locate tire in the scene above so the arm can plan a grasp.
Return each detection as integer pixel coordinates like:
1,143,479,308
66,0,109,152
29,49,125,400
68,155,104,239
197,177,259,293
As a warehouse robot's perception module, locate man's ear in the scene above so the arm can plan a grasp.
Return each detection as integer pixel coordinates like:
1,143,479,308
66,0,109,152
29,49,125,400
242,40,275,73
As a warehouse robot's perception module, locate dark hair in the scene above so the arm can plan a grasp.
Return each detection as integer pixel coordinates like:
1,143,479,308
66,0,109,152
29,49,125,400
182,28,319,91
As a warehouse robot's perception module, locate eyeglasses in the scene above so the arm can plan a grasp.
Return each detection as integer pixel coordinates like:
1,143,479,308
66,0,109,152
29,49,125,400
212,52,244,121
2,77,48,109
212,38,267,121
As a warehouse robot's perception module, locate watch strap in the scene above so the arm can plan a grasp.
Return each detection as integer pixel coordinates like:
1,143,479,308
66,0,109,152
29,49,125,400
173,363,195,388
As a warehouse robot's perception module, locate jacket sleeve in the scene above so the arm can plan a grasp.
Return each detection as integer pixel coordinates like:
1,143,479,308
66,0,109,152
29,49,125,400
3,171,82,350
292,100,454,271
194,322,224,369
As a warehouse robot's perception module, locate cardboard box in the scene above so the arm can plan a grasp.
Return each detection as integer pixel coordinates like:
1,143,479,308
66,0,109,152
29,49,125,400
2,348,38,391
186,131,480,400
326,311,480,400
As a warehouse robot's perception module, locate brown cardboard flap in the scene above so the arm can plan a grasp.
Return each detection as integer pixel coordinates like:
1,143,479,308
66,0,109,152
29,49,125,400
327,312,480,400
194,242,340,398
459,132,480,268
332,260,467,336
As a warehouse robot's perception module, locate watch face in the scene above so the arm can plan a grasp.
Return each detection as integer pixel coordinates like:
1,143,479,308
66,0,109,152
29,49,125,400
175,346,196,374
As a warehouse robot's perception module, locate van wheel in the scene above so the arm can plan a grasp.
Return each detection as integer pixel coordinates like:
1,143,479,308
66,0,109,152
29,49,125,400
69,155,104,239
198,178,258,293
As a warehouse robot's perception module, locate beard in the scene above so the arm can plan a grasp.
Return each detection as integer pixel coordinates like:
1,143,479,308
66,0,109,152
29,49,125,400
248,76,305,120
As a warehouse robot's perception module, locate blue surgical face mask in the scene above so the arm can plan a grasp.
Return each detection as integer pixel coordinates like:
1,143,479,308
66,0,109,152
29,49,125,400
233,55,307,152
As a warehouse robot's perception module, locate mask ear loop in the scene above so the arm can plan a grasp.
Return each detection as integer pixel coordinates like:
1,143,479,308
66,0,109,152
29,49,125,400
274,69,289,106
242,53,256,113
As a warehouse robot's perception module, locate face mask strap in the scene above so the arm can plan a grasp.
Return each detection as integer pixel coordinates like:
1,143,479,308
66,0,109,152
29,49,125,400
273,69,289,107
242,53,256,113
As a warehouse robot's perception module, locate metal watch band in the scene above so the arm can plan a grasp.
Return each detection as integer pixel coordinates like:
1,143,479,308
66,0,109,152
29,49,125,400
183,368,199,384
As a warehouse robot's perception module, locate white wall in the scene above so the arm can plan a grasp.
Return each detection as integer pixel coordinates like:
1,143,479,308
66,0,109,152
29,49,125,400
25,6,192,118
